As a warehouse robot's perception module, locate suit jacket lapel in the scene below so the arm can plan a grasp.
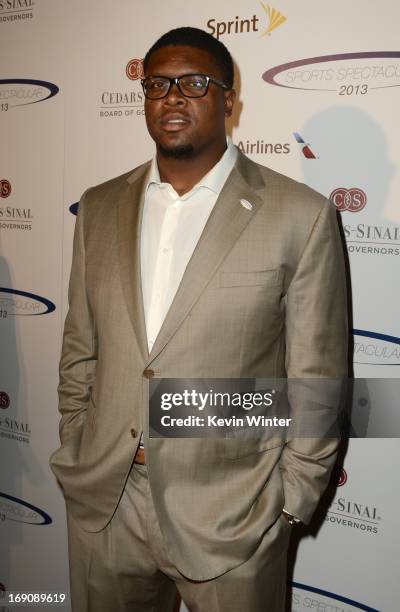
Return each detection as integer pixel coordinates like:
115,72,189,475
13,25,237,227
118,162,151,362
147,151,267,365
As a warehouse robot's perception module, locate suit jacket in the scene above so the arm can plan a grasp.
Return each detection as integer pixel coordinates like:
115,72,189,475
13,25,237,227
50,149,348,580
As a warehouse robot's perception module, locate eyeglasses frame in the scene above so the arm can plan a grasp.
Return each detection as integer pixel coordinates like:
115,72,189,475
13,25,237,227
141,73,229,99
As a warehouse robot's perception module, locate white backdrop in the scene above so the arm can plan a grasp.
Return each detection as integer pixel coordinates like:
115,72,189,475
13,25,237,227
1,1,399,610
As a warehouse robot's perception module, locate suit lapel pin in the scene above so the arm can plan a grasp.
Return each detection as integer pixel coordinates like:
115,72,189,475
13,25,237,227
240,198,253,211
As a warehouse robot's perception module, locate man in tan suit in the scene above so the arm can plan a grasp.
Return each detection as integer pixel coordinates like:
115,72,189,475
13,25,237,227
50,27,348,612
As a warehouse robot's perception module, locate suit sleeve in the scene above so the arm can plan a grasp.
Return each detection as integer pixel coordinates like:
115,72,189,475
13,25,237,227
280,198,348,524
57,190,98,446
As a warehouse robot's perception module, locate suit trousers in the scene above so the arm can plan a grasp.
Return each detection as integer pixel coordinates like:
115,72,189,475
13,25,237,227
66,463,292,612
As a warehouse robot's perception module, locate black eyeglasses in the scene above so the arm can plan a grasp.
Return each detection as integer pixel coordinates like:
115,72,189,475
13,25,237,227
141,73,229,99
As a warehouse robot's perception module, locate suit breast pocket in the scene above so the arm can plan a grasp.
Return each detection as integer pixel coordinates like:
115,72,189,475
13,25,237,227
220,269,282,288
217,268,284,341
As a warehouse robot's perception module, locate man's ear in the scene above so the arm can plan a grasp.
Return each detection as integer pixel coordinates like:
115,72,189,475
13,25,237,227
224,88,236,117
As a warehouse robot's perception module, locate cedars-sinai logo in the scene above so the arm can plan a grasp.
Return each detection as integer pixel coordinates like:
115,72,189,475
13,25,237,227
337,467,347,487
331,465,347,487
0,0,34,23
0,392,10,409
330,188,367,212
100,59,144,118
126,59,144,81
0,179,11,198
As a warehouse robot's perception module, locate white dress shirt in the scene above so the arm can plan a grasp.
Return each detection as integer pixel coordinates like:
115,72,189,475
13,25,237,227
141,139,238,352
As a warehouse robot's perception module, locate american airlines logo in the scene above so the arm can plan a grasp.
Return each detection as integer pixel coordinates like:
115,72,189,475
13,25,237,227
292,132,317,159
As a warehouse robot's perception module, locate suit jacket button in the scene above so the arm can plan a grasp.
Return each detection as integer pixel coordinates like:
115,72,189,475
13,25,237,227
130,428,137,438
143,368,155,379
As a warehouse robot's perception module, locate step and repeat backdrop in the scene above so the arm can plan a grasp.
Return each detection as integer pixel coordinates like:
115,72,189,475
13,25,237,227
1,1,399,610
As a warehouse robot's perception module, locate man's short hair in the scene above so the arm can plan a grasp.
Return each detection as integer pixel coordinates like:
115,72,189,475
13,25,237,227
144,27,234,89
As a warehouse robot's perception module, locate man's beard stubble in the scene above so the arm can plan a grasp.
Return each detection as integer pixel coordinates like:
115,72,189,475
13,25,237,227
158,143,195,159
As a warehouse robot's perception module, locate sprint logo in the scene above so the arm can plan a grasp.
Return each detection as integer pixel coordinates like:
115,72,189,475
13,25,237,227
207,4,286,40
260,4,286,37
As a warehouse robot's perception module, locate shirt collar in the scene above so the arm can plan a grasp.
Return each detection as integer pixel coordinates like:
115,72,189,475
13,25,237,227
146,138,238,198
